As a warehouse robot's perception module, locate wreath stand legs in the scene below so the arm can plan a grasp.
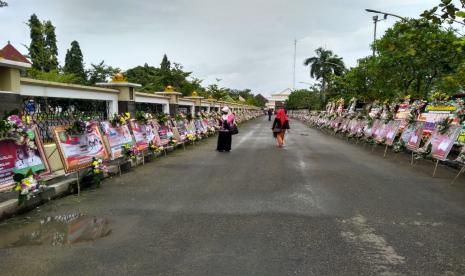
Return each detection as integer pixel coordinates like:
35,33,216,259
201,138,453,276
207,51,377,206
432,160,439,178
451,165,465,185
383,145,388,158
76,170,81,196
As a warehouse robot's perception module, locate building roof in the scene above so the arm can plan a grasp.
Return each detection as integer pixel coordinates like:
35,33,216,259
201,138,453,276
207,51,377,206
271,88,293,96
0,42,30,64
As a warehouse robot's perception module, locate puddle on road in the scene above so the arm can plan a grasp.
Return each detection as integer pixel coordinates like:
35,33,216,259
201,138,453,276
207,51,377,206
0,213,111,248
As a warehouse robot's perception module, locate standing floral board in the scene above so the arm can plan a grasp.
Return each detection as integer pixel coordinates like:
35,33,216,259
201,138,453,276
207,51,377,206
0,124,50,191
52,122,109,173
156,124,172,146
194,119,206,134
406,122,425,151
174,121,188,141
426,125,461,161
417,105,458,134
372,120,386,141
186,121,197,134
401,123,416,144
384,120,402,146
129,120,161,151
100,121,134,160
395,101,411,121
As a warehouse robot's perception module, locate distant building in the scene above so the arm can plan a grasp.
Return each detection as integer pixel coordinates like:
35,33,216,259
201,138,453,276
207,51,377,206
266,88,292,110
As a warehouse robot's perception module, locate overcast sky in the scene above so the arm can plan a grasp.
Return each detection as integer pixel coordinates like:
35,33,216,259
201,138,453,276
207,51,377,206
0,0,440,96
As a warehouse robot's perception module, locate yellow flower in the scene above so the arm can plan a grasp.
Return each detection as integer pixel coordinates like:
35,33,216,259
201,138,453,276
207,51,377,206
94,169,101,174
23,177,32,186
22,115,32,125
125,112,131,119
92,161,99,166
14,185,21,191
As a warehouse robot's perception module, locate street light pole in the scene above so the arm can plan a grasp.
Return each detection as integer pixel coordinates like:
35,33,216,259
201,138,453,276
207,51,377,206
372,15,379,57
366,9,405,57
365,9,406,21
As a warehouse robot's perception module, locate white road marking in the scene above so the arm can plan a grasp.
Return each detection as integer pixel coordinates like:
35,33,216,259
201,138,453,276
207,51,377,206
339,214,405,275
234,122,262,148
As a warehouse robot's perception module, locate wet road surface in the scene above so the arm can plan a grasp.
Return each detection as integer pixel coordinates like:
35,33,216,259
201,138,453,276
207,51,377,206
1,117,465,275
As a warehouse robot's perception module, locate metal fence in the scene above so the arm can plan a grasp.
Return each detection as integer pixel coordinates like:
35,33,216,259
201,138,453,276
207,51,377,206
22,96,109,143
135,102,164,114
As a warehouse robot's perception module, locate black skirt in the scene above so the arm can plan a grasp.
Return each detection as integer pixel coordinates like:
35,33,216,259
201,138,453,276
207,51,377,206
217,131,232,151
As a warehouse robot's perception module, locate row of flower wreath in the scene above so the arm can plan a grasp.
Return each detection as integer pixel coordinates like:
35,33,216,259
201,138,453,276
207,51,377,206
294,95,465,162
65,110,222,191
6,109,261,205
76,110,226,198
0,110,219,205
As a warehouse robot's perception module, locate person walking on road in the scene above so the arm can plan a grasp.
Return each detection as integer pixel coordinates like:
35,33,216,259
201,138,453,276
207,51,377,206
272,108,290,147
267,108,273,121
217,106,235,152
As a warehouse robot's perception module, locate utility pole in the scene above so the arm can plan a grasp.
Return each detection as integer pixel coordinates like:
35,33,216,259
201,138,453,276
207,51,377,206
293,39,297,91
372,16,378,57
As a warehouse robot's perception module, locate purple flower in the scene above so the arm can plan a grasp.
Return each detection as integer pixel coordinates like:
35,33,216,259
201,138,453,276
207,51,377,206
8,115,23,127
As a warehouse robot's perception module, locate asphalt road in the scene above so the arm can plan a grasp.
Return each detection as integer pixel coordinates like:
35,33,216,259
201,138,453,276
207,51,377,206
1,116,465,275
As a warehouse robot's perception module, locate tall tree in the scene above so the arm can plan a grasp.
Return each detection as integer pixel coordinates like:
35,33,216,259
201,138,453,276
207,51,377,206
27,15,59,72
0,1,7,8
63,40,86,83
43,20,58,71
126,63,164,92
27,14,46,71
304,48,345,102
160,54,171,72
86,60,120,85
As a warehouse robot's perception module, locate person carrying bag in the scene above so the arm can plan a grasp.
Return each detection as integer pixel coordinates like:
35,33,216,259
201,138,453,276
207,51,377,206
271,108,290,147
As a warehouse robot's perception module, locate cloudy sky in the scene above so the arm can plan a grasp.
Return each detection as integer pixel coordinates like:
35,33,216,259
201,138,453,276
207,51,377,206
0,0,439,96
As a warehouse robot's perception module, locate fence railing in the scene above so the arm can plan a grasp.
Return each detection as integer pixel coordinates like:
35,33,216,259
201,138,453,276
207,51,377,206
21,96,109,143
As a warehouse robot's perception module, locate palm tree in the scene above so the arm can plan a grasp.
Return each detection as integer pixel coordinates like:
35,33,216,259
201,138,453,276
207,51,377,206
304,47,345,101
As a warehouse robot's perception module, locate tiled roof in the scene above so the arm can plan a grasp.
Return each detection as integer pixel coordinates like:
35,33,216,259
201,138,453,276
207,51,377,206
0,42,31,64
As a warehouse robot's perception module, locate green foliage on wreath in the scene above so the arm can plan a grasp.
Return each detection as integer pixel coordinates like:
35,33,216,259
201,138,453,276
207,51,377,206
135,111,149,125
406,111,417,126
65,120,86,136
365,136,375,145
436,117,452,134
156,113,168,124
393,139,406,153
414,143,432,160
175,114,183,122
367,117,374,128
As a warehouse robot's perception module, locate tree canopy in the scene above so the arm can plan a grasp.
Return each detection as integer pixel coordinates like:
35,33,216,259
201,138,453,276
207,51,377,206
286,89,321,110
21,14,265,106
303,17,465,107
